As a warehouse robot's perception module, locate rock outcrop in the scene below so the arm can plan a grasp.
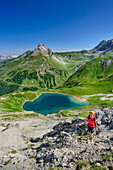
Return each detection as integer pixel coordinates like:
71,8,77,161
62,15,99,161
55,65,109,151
0,107,113,169
31,43,52,56
31,107,113,169
90,39,113,53
0,123,29,153
102,58,113,68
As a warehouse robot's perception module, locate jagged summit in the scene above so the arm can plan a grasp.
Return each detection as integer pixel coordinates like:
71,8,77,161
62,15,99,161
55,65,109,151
0,42,69,96
31,43,52,56
91,38,113,52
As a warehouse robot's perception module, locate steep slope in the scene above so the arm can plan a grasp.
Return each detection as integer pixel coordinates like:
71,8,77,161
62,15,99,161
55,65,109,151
0,44,69,96
54,38,113,72
60,52,113,94
54,50,98,73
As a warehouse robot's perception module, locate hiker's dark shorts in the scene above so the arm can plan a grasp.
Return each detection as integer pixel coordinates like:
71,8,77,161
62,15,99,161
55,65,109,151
88,126,95,134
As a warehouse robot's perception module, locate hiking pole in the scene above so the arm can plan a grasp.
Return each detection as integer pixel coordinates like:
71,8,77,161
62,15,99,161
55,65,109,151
78,125,112,147
77,125,88,134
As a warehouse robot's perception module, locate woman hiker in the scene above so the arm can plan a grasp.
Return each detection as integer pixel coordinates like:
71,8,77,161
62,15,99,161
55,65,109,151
78,111,97,144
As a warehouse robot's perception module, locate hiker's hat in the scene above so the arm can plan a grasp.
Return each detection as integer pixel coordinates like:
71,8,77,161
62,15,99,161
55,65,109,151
90,111,95,115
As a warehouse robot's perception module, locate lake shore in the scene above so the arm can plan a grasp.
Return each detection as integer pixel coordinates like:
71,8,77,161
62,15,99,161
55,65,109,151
22,92,90,115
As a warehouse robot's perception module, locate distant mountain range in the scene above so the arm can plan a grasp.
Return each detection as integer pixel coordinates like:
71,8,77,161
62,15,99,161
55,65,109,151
1,38,113,62
0,55,18,62
54,38,113,72
1,38,113,63
0,39,113,96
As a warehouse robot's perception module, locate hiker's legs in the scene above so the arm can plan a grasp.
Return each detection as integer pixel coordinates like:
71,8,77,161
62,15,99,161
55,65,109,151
88,132,93,138
88,126,95,138
88,132,94,144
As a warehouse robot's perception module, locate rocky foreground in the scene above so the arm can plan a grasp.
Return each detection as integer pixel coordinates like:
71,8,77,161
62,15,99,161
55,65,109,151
0,108,113,170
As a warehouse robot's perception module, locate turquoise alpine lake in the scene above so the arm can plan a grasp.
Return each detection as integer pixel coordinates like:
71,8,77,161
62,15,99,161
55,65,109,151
23,93,90,115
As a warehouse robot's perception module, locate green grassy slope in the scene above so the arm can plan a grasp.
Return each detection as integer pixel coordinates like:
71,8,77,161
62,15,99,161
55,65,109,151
54,49,113,72
0,51,69,96
54,50,98,73
59,52,113,95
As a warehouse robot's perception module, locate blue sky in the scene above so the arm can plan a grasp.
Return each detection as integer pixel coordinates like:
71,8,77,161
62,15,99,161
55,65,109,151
0,0,113,55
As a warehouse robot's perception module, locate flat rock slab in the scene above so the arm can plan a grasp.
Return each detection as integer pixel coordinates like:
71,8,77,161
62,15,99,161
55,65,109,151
0,124,28,152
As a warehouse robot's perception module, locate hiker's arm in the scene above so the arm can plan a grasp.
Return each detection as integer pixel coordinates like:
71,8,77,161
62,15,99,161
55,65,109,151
95,120,97,130
78,118,87,126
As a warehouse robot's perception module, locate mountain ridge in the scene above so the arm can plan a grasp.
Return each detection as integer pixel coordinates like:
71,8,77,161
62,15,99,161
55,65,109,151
90,39,113,53
1,39,113,96
59,50,113,96
0,44,69,96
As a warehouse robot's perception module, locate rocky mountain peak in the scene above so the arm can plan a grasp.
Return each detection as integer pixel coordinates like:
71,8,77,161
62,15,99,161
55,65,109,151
38,43,46,47
107,39,113,44
100,40,106,44
31,43,52,56
90,38,113,53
